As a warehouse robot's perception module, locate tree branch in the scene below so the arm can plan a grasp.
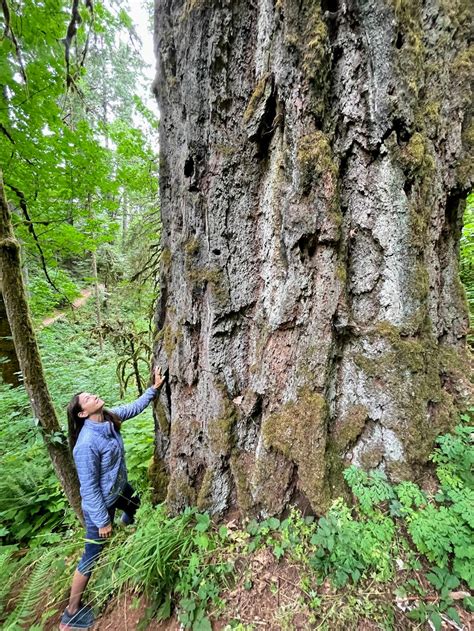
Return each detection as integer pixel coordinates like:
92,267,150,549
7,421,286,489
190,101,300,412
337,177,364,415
6,182,70,301
63,0,94,91
1,0,28,85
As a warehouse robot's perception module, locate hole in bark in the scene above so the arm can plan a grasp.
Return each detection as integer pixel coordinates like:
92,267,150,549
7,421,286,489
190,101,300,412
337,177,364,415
393,117,411,144
296,233,318,259
321,0,338,12
395,32,404,48
184,156,194,177
445,189,462,227
332,44,343,63
164,368,172,418
403,178,413,197
256,90,278,158
212,248,221,255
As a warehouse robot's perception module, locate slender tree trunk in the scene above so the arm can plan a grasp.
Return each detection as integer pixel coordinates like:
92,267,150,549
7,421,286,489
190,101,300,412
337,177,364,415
0,172,84,523
130,338,144,395
88,193,104,350
122,191,129,246
153,0,472,517
0,284,21,385
91,249,104,351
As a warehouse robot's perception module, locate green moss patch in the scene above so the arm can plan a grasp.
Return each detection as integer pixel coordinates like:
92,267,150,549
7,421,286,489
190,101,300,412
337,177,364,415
262,388,329,512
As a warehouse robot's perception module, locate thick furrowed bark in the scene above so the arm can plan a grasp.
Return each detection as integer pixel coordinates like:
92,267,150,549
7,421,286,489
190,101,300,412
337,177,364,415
153,0,472,517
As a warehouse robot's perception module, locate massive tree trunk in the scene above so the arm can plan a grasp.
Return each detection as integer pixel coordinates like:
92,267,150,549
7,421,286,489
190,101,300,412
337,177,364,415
0,172,84,524
152,0,472,517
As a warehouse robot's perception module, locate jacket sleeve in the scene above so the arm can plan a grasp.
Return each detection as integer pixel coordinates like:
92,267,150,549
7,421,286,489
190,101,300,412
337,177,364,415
109,386,159,422
74,443,110,528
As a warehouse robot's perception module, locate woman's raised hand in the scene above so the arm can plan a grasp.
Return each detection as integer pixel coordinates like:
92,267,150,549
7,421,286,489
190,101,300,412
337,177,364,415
153,367,166,389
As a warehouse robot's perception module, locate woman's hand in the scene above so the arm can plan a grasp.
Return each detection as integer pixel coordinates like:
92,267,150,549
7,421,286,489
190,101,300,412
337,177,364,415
99,523,112,538
153,367,166,390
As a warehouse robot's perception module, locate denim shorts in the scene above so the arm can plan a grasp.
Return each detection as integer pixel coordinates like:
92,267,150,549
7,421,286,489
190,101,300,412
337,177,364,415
77,482,140,577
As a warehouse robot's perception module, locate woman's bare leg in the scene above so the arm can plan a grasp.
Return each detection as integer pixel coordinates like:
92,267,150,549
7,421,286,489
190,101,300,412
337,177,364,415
66,569,90,613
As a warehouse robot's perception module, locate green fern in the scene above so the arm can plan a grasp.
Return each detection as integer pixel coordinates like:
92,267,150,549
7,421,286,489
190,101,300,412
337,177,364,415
0,547,18,618
3,550,54,629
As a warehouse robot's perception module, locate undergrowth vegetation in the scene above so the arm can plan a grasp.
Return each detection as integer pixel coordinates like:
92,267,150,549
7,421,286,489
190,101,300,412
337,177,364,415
1,388,472,629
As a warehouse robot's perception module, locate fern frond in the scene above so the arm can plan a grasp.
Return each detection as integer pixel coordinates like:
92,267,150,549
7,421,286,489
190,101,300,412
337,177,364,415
3,549,53,629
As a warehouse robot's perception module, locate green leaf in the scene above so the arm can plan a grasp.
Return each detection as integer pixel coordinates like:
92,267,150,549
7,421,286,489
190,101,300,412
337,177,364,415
267,517,280,530
218,525,228,540
195,513,211,532
429,610,442,631
193,616,212,631
446,607,461,626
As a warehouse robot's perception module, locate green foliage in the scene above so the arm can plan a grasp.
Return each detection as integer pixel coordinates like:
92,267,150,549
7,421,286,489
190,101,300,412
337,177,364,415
402,419,474,588
343,414,474,589
88,503,230,630
0,535,83,629
0,546,17,618
245,510,316,561
431,420,473,490
1,0,159,322
121,414,154,493
309,499,394,587
0,303,153,544
0,377,73,544
3,549,55,629
397,566,462,631
343,466,395,515
28,268,81,320
460,192,474,337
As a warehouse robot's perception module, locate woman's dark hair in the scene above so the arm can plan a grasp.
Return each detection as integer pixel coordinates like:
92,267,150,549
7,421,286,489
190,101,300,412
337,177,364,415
67,393,121,454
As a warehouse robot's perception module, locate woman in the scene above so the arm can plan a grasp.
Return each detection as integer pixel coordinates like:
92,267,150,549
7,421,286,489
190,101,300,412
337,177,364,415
60,368,165,630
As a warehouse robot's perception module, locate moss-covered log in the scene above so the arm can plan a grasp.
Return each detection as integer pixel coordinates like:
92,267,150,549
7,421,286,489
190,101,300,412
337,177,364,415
152,0,472,517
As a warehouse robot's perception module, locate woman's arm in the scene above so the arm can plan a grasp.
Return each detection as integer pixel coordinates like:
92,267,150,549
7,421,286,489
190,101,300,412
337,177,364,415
109,386,158,422
74,444,110,528
109,368,165,422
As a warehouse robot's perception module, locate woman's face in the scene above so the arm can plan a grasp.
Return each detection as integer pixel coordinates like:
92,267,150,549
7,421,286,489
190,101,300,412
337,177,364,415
78,392,104,418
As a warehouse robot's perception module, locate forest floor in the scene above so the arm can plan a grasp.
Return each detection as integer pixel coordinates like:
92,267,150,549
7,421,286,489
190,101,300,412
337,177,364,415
40,538,473,631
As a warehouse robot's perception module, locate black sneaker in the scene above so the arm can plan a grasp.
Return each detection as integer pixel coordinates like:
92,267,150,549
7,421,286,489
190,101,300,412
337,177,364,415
59,603,94,629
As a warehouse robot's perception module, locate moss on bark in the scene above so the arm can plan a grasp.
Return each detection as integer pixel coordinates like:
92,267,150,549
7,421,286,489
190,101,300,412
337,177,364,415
353,323,458,465
229,450,254,514
208,386,239,456
148,457,169,504
262,388,329,513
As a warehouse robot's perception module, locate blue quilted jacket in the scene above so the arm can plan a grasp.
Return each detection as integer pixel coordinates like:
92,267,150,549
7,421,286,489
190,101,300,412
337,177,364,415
73,387,158,528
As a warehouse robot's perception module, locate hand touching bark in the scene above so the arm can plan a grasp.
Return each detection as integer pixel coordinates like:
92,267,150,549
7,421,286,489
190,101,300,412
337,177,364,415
153,367,165,390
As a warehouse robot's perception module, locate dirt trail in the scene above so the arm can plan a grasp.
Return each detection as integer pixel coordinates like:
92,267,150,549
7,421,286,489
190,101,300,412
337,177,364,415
39,285,103,329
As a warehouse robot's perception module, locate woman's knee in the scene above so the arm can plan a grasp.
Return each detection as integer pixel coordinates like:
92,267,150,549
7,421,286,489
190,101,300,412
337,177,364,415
77,539,106,577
